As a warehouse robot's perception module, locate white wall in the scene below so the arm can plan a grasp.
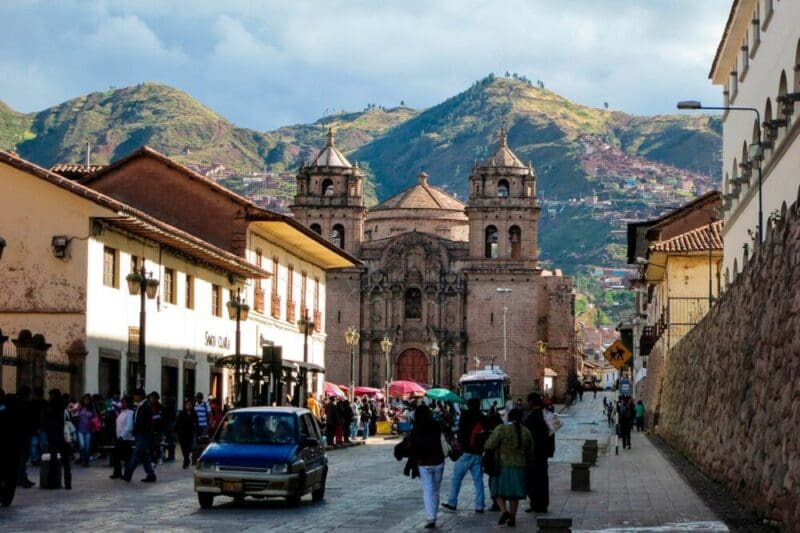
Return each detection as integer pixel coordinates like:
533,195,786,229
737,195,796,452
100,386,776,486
718,1,800,279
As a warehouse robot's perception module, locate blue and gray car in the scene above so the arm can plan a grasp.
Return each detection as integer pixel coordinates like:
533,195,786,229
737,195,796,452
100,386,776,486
194,407,327,508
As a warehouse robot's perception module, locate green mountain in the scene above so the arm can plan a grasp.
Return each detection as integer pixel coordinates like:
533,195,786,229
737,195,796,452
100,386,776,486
353,76,720,200
0,76,721,277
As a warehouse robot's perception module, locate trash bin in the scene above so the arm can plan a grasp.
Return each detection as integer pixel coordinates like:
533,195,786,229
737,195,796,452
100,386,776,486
570,463,590,492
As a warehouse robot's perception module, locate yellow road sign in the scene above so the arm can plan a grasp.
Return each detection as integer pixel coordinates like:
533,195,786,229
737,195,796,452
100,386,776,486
603,339,632,369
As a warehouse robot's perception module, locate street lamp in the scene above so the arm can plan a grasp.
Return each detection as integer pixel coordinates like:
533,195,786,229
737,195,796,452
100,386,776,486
126,261,159,389
429,340,440,386
380,333,393,401
497,288,512,362
226,288,250,407
297,310,316,363
344,325,360,403
677,100,763,243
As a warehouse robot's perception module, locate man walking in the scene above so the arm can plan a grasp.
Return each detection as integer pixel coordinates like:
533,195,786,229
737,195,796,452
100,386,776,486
194,393,210,439
441,398,487,513
524,392,555,513
122,389,156,483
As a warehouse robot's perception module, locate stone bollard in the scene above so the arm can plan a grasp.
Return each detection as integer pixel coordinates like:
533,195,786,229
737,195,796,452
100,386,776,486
582,439,598,466
537,517,573,533
571,463,591,491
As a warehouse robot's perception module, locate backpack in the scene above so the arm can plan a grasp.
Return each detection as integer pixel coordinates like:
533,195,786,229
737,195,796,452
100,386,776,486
470,422,489,454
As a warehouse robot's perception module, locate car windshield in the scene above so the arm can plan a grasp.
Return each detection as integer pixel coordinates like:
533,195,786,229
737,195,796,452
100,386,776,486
214,412,297,445
461,380,505,411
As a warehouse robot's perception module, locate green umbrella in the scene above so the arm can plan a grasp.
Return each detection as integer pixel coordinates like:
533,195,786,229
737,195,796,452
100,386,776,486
426,388,461,403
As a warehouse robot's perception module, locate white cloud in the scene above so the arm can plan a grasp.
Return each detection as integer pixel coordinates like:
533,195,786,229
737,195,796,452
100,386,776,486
0,0,731,129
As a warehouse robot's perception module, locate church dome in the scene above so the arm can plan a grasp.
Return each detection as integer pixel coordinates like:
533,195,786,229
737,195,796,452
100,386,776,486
371,172,465,212
365,172,468,242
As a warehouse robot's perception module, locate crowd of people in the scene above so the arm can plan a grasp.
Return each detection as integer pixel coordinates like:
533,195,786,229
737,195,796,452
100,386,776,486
394,393,557,529
0,385,232,502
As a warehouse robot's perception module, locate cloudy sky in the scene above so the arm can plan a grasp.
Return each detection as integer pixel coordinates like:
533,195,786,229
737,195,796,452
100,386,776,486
0,0,730,130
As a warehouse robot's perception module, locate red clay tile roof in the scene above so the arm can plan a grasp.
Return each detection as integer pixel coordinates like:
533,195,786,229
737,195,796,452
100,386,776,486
0,150,270,280
650,220,723,253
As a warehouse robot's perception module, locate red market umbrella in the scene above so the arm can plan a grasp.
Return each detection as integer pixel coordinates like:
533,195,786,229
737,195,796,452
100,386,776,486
388,380,426,398
354,386,383,398
324,382,345,398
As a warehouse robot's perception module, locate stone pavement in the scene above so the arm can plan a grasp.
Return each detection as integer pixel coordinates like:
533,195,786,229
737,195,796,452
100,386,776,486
1,394,734,532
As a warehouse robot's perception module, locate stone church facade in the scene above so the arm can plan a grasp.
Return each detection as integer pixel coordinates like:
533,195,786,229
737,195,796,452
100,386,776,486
291,129,575,398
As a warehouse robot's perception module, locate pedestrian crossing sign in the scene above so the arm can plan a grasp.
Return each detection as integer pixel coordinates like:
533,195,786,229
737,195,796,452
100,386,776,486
603,339,632,369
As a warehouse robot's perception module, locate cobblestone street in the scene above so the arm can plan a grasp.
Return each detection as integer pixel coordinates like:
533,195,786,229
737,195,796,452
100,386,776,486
2,393,739,532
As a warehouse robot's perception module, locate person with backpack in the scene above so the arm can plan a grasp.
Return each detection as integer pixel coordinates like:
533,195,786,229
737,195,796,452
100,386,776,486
524,392,555,514
42,389,72,490
483,408,534,527
441,397,487,514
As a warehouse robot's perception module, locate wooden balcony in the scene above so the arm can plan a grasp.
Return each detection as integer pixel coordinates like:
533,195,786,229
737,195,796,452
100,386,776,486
254,289,265,314
287,300,296,323
271,294,281,319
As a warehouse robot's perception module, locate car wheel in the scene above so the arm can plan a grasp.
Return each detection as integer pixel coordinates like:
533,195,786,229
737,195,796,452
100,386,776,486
312,469,327,502
198,492,214,509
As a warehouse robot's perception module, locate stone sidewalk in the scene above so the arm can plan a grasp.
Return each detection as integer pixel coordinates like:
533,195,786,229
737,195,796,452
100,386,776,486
428,392,728,532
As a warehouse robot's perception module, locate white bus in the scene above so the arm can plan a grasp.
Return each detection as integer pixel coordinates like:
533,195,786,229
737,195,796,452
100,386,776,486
458,367,511,413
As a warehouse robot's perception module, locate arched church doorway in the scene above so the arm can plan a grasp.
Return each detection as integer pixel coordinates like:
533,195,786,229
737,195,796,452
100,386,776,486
396,348,428,384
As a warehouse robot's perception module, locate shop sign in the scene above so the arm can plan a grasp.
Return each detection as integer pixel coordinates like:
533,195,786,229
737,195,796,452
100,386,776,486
204,331,231,349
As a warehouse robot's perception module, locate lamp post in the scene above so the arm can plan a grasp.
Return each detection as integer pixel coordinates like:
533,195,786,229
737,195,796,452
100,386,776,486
677,100,763,243
497,288,512,363
126,261,159,390
226,288,250,407
429,340,440,386
380,333,393,401
297,309,316,364
344,325,360,403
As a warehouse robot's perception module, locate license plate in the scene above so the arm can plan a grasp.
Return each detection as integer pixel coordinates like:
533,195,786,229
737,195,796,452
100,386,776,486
222,481,243,493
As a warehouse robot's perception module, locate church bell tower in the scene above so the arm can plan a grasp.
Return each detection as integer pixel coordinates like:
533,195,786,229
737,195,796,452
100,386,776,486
466,128,540,267
291,128,366,257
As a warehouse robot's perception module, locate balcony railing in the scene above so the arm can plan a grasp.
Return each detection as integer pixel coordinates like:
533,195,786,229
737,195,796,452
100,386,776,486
667,297,710,326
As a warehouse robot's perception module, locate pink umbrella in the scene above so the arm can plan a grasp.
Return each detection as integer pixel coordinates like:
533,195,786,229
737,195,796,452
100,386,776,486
388,380,426,398
324,382,345,398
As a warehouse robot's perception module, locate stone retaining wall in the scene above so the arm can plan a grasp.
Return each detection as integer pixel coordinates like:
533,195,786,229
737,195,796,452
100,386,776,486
652,187,800,528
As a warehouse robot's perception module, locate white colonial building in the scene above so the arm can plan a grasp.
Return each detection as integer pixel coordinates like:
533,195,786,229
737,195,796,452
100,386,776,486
710,0,800,281
0,149,357,404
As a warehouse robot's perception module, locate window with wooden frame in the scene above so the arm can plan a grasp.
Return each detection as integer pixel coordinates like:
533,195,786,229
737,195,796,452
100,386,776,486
286,265,295,323
185,274,194,309
254,249,265,313
163,267,176,304
271,256,281,318
300,271,308,318
211,284,222,317
103,246,117,287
